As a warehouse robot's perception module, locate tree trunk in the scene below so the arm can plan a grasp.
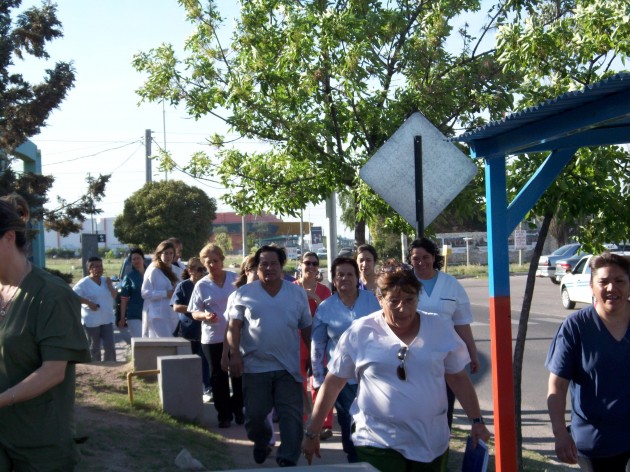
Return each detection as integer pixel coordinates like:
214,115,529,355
354,218,366,246
513,210,553,472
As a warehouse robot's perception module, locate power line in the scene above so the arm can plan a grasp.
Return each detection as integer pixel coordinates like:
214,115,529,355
42,140,143,166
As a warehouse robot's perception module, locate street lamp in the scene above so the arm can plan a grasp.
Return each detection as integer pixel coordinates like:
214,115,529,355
463,237,473,266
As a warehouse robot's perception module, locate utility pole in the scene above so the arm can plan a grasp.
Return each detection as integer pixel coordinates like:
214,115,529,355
145,129,152,183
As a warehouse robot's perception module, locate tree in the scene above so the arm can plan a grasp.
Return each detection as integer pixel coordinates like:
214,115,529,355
114,180,217,255
212,225,233,254
1,1,110,234
496,1,630,468
133,0,518,244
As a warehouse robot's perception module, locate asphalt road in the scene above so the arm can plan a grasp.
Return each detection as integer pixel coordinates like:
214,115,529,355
456,274,588,462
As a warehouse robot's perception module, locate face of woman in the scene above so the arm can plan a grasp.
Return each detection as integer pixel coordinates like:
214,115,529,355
333,263,358,294
188,262,206,283
410,247,435,280
131,253,144,271
202,251,224,278
379,286,419,330
301,256,319,279
591,264,630,315
246,267,259,284
159,248,175,266
357,250,375,277
88,261,104,279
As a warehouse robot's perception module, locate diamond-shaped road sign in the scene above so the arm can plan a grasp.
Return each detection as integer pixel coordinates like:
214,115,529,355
359,112,477,229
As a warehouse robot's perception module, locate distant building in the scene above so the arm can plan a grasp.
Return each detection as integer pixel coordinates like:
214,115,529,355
210,212,313,253
44,217,124,253
44,212,314,255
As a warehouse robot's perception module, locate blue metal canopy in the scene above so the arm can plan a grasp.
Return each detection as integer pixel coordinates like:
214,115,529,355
452,71,630,472
456,72,630,158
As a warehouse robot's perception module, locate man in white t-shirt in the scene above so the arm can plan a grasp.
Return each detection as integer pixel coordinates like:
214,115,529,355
227,245,312,467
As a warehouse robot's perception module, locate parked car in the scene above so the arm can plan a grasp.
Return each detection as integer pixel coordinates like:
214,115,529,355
316,248,327,260
111,253,152,323
559,253,630,309
554,251,589,283
536,243,582,284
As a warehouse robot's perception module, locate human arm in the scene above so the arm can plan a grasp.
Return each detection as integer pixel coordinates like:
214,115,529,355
445,370,491,447
547,373,578,464
220,327,230,372
453,324,479,373
105,276,117,299
77,297,99,311
141,269,173,301
310,312,329,389
302,373,347,464
226,319,244,377
118,296,129,328
0,361,68,409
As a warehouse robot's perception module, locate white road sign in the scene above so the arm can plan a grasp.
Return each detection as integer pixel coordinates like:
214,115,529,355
359,112,477,228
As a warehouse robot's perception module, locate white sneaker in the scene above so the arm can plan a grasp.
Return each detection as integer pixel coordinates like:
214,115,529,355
203,393,213,403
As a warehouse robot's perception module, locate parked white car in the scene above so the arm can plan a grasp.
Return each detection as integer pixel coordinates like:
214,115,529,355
559,254,593,309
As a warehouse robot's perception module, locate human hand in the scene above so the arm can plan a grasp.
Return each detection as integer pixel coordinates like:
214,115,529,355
229,353,244,377
205,311,218,323
470,423,491,448
554,430,578,464
469,356,480,374
220,352,229,372
88,301,99,311
117,317,127,329
301,435,321,465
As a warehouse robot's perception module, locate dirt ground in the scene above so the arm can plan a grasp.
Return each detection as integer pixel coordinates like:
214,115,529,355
73,362,232,472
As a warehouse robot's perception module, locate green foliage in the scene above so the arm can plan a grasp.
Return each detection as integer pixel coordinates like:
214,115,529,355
0,0,75,152
134,0,518,240
113,180,217,255
44,267,73,284
497,0,630,247
213,230,233,254
1,2,110,235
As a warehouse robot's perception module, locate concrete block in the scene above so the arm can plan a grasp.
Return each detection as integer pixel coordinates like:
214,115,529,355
158,354,203,423
131,337,192,371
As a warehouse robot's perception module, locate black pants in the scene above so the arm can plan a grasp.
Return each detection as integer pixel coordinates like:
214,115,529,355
577,450,630,472
446,384,455,429
202,342,243,422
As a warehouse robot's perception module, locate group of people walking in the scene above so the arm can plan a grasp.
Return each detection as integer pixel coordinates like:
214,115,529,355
1,191,627,472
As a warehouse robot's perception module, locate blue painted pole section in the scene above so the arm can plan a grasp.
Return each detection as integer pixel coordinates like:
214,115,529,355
485,157,510,297
14,141,45,268
507,148,577,233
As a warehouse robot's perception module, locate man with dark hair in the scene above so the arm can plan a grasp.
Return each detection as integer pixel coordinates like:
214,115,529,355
227,245,312,467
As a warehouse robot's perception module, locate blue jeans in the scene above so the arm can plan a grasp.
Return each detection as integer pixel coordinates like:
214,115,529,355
335,383,358,463
242,371,303,464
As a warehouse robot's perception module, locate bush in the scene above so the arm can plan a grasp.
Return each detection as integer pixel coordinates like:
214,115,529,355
45,267,73,284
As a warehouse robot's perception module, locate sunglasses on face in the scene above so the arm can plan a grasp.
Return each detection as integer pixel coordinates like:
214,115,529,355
303,260,319,267
397,346,408,381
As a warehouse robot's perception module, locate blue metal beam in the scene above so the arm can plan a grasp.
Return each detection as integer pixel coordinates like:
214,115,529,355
469,89,630,158
506,148,577,233
518,127,630,153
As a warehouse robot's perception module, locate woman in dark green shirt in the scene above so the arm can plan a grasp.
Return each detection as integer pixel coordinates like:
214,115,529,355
0,194,90,470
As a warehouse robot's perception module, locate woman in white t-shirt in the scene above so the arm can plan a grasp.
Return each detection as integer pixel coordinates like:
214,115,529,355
189,244,238,428
303,260,490,471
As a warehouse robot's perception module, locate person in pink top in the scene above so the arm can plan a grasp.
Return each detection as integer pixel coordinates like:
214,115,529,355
294,252,332,438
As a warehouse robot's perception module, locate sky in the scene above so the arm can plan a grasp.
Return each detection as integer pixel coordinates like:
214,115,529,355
14,1,353,237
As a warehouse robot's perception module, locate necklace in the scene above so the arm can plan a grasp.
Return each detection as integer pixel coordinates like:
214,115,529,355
0,260,31,320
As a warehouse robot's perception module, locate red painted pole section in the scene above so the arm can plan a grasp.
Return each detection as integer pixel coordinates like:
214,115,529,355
489,295,517,472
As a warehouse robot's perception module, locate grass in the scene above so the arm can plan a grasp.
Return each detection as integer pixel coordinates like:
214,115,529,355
74,363,232,471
